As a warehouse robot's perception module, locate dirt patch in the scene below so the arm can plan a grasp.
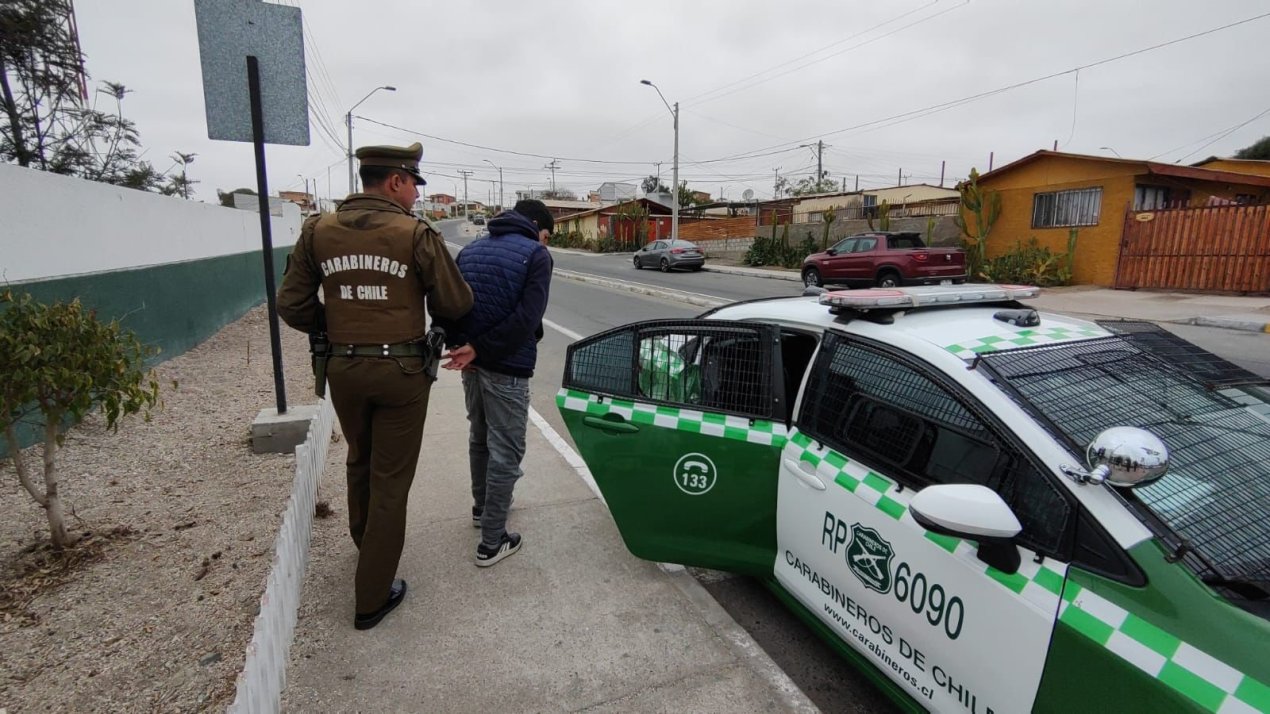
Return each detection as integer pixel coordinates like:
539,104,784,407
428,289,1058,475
0,305,318,713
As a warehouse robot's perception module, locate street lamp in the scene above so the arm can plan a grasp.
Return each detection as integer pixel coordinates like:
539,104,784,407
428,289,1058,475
484,158,504,212
640,79,679,246
345,85,396,194
1100,146,1124,158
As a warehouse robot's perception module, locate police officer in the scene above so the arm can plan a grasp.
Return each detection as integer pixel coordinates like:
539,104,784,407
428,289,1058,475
277,142,473,630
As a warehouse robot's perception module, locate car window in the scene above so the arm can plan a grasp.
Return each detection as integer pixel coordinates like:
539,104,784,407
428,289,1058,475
887,235,922,250
653,241,667,250
563,322,780,420
642,242,657,251
797,332,1072,556
832,238,856,253
852,237,877,253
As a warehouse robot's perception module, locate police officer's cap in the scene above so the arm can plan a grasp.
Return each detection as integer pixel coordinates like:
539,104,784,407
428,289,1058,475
355,142,427,185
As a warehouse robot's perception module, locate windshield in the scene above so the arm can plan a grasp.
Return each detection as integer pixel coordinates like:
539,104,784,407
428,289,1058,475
978,335,1270,588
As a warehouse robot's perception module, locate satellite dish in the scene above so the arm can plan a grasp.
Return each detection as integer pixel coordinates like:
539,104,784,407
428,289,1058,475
742,189,755,201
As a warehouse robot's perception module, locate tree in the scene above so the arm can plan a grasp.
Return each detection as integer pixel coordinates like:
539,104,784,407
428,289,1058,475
641,175,670,194
161,151,198,199
0,290,160,549
541,188,577,201
676,181,709,209
0,2,165,190
787,176,839,196
1235,136,1270,161
217,187,257,208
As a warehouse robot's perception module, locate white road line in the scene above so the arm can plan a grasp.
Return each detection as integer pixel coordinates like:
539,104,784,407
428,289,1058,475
542,317,583,342
526,406,605,506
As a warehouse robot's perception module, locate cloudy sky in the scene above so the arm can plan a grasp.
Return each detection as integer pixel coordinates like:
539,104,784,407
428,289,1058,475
73,0,1270,204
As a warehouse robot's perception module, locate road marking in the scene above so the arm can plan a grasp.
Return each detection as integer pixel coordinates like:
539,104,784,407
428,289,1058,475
542,317,583,342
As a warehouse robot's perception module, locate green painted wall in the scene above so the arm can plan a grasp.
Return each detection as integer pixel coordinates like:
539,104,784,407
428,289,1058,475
2,246,292,455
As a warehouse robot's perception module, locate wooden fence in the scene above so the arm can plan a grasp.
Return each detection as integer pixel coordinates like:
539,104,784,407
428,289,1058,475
1115,203,1270,293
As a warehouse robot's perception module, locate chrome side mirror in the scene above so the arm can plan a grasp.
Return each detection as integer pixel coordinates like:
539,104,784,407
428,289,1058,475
1064,427,1169,487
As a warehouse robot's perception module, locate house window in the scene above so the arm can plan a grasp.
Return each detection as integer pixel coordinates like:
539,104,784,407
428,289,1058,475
1134,186,1171,210
1032,187,1102,228
1235,193,1257,205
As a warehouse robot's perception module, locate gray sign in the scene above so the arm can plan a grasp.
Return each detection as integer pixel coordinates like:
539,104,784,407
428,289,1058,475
194,0,310,146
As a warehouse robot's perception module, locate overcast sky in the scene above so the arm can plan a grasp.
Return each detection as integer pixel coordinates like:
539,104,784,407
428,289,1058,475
73,0,1270,204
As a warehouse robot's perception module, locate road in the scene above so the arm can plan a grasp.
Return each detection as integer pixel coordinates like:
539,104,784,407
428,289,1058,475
436,218,1270,713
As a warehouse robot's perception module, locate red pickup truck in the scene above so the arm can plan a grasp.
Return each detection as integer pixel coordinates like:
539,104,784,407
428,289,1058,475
801,231,966,288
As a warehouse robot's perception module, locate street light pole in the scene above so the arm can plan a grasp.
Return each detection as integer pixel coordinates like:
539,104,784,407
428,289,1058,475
640,79,678,246
484,158,503,211
345,85,396,195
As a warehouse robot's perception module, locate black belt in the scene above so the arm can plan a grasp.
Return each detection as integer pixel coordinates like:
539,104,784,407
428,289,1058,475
331,342,427,358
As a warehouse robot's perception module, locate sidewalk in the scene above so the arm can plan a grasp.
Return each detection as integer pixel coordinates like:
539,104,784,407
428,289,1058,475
283,375,815,712
702,263,1270,332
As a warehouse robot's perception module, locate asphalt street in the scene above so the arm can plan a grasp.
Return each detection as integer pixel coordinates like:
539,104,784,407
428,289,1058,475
436,217,1269,713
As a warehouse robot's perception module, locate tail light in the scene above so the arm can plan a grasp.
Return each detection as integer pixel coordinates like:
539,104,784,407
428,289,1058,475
671,248,685,254
913,252,928,262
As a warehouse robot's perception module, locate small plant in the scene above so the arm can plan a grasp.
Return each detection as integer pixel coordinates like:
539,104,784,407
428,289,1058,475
0,290,160,549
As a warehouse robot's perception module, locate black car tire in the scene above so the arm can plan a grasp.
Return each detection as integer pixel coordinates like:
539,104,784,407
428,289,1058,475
876,269,901,288
660,258,671,273
802,267,822,288
633,255,642,270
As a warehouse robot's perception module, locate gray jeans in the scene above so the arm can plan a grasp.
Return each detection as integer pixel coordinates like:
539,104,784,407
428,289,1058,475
462,367,530,549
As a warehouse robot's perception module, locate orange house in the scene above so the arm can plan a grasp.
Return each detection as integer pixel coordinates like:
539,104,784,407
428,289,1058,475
966,151,1270,285
1194,157,1270,178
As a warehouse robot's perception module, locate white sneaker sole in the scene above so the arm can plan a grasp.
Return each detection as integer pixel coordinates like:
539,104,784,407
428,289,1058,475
475,539,522,567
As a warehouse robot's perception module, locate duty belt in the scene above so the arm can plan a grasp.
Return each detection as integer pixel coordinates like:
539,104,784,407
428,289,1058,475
331,342,428,358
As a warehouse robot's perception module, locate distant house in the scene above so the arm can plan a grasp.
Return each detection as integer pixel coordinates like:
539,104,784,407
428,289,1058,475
969,150,1270,285
597,182,638,203
278,190,315,215
554,198,673,246
541,199,599,221
792,184,959,223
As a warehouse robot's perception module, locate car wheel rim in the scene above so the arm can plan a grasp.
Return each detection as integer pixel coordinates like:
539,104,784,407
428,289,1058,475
804,271,820,287
661,260,669,272
880,275,898,287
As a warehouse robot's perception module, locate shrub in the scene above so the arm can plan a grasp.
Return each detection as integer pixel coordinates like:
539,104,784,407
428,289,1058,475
0,291,160,548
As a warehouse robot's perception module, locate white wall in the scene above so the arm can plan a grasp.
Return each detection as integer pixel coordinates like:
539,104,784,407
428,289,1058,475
0,163,300,284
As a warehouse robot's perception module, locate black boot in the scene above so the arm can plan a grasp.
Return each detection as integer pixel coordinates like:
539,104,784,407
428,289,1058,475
354,578,407,630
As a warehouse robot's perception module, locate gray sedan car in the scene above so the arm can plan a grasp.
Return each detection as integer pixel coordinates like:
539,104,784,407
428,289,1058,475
633,240,705,272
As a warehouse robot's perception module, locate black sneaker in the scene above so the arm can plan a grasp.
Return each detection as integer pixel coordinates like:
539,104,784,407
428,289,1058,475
354,578,407,631
475,532,522,567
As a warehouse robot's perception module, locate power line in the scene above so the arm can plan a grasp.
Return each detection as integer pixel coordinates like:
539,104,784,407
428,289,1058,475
685,0,945,106
1172,104,1270,163
679,10,1270,166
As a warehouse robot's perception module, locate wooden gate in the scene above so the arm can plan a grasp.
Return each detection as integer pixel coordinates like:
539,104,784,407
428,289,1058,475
1115,203,1270,293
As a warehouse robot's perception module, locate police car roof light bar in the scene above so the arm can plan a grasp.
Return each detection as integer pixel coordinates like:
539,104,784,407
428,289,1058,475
818,285,1040,312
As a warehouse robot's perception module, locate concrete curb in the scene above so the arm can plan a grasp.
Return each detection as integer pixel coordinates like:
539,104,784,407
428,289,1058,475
702,264,805,283
553,268,728,309
1187,315,1270,333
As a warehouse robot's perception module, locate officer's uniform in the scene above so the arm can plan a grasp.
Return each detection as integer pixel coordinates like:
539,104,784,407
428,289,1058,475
277,143,473,617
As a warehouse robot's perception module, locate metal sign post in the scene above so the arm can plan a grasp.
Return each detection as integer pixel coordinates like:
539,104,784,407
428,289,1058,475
247,55,287,413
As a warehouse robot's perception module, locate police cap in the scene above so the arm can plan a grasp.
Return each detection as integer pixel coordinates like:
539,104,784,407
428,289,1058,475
355,142,427,185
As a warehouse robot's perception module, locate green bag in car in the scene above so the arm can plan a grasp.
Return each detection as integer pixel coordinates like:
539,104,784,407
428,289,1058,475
638,337,701,403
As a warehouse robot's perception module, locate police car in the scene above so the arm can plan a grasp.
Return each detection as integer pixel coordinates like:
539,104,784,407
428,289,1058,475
555,285,1269,714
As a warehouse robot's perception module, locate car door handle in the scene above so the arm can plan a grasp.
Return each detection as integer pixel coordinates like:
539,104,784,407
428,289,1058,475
583,415,640,434
784,458,826,490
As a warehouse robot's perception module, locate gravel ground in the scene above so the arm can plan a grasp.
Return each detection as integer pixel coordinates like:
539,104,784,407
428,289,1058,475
0,304,328,713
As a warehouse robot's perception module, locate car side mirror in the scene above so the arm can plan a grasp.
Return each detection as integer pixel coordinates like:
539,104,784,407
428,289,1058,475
1062,427,1169,487
826,248,837,256
910,484,1022,574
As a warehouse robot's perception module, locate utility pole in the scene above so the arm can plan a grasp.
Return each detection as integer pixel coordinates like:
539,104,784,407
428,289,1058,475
817,140,825,182
773,168,781,199
484,158,503,211
545,159,559,194
458,169,472,218
897,168,902,186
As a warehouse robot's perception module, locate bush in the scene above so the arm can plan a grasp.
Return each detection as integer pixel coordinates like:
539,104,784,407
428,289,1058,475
978,231,1078,287
0,290,160,548
744,223,818,269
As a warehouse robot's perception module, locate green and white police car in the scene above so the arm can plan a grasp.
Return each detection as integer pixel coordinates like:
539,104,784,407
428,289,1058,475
556,285,1270,714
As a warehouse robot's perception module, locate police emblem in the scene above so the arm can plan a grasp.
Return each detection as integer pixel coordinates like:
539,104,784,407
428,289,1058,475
845,523,895,594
